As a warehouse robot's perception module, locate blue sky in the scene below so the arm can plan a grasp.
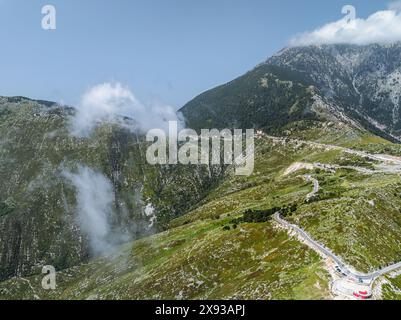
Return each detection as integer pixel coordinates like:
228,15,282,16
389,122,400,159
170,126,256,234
0,0,389,108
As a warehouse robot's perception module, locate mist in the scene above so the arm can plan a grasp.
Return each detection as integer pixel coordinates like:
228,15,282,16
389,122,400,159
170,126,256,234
63,82,177,255
63,165,124,255
70,82,181,137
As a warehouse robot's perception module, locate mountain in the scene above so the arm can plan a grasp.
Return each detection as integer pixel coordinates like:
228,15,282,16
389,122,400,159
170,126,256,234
181,43,401,142
0,96,224,281
3,43,401,300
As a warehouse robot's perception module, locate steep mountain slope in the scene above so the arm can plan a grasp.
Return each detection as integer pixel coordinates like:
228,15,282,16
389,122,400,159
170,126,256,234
181,43,401,142
3,43,401,300
2,124,401,299
180,64,319,133
0,96,224,281
269,44,401,140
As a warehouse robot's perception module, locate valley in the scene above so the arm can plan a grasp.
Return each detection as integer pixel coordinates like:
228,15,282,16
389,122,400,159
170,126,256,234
2,123,401,300
3,43,401,300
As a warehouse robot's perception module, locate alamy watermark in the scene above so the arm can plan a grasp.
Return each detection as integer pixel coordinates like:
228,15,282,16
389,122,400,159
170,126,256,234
41,265,56,290
39,4,356,31
41,5,56,30
146,122,255,176
36,4,358,176
342,4,356,24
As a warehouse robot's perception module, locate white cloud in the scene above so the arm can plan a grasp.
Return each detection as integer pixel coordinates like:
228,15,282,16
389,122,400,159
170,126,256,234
63,164,134,255
290,4,401,46
63,165,115,254
70,82,180,137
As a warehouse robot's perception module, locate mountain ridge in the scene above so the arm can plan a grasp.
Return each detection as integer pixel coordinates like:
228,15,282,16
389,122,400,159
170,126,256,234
180,43,401,143
4,43,401,299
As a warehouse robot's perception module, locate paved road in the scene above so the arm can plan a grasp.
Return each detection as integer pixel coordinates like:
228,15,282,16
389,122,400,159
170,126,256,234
265,135,401,168
273,213,401,282
304,175,319,200
266,134,401,281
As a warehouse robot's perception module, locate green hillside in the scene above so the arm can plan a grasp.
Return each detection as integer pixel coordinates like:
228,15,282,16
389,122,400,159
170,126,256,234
0,97,224,281
2,119,401,299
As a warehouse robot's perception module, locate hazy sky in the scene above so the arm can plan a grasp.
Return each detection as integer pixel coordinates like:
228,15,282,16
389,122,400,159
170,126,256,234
0,0,389,107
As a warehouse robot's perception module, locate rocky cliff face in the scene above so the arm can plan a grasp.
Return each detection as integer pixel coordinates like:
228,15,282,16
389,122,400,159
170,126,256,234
269,43,401,139
181,43,401,141
0,97,225,281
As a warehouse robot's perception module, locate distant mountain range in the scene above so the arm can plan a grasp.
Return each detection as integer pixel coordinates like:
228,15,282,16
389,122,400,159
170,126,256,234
181,43,401,142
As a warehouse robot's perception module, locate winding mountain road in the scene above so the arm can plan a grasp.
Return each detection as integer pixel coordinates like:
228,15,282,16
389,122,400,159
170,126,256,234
304,175,319,200
273,212,401,282
266,134,401,296
265,134,401,169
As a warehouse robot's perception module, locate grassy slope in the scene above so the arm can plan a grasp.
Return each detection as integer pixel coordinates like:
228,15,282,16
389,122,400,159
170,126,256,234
287,170,401,272
272,124,401,272
380,274,401,299
2,122,401,299
0,134,334,300
0,220,330,300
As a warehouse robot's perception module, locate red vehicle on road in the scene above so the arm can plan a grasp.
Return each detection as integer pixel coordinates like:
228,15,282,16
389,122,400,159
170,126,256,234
353,291,371,300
